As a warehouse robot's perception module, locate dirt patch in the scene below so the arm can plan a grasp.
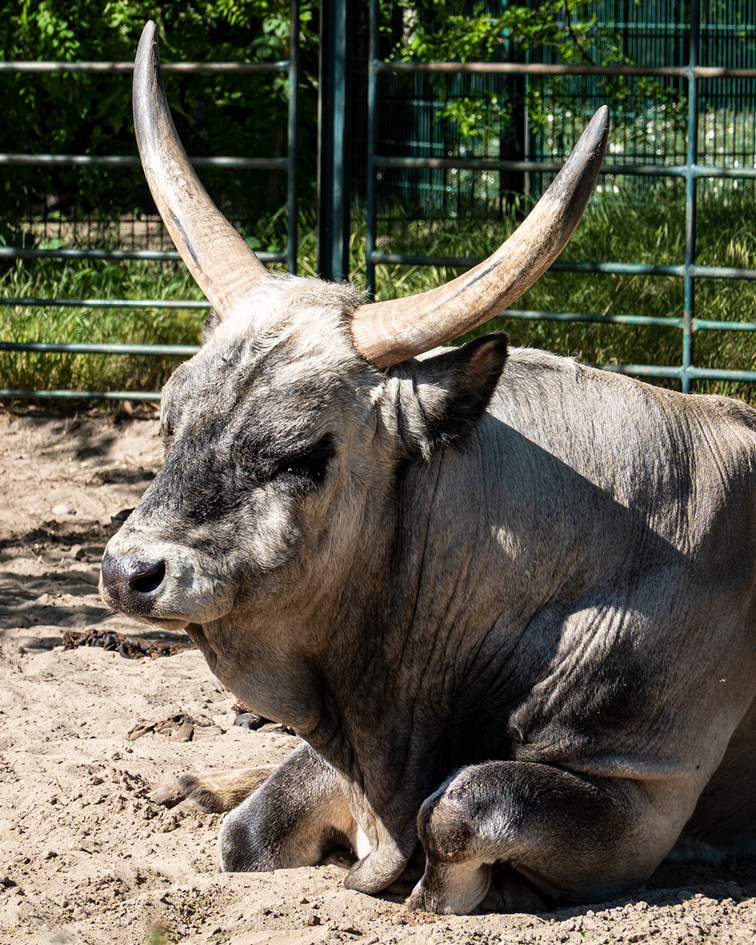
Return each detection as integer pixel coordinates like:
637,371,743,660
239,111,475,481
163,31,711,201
0,414,755,944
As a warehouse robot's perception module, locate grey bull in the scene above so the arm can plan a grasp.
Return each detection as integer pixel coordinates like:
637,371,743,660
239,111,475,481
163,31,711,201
100,22,756,915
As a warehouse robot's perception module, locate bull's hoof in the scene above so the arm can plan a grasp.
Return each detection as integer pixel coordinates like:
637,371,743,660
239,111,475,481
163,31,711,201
405,861,492,916
149,766,277,814
148,779,186,809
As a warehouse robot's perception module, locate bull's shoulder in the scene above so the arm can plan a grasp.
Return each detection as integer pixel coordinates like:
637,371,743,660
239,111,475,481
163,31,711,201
480,346,756,519
493,345,756,438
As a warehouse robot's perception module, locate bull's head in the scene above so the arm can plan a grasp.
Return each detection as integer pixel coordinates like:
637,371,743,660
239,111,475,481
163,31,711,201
100,21,608,723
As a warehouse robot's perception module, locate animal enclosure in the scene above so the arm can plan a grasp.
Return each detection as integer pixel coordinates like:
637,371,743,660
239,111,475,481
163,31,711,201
1,412,755,942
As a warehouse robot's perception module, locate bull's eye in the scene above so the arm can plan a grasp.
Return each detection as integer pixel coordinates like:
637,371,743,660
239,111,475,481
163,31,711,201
275,434,336,488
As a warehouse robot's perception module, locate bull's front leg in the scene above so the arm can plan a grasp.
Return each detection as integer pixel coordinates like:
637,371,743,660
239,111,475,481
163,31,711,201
150,766,278,812
406,760,686,915
219,743,359,872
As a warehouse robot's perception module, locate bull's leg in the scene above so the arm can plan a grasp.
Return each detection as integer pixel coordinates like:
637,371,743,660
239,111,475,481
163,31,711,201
150,766,278,812
406,761,685,915
219,743,359,872
671,693,756,861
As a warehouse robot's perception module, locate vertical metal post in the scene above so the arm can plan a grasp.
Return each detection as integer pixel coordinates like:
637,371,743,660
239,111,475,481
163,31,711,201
499,0,527,209
287,0,300,274
682,0,700,394
318,0,350,281
366,0,379,298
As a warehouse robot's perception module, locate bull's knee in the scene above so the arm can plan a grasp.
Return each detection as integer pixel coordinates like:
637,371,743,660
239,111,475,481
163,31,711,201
407,791,491,915
218,743,356,874
408,760,681,915
417,792,473,863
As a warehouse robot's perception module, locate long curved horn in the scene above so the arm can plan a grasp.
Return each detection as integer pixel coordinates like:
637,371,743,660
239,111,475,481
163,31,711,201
351,106,610,367
133,21,271,319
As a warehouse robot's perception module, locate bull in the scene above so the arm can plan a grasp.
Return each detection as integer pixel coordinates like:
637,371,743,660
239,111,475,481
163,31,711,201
100,21,756,915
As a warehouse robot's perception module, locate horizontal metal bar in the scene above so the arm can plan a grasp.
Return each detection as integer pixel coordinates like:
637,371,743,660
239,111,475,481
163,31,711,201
370,253,756,281
0,297,209,310
0,388,161,401
691,265,756,280
553,260,685,277
687,367,756,382
374,61,756,79
593,365,756,384
0,60,288,73
551,261,756,281
6,158,751,179
499,310,756,333
375,156,756,180
370,252,684,276
691,165,756,180
593,363,684,378
8,308,753,337
0,154,288,169
495,309,683,328
11,60,751,80
0,341,199,355
693,318,756,332
0,247,286,262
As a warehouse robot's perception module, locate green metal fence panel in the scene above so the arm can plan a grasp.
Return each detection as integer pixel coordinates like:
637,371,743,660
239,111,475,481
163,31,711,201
368,1,756,212
365,0,756,394
0,1,300,402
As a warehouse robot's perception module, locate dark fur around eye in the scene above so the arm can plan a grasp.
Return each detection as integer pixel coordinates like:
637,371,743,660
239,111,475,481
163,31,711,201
275,434,337,487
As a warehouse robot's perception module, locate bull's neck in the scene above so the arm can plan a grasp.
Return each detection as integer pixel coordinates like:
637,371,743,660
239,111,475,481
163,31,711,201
302,444,534,808
309,427,599,774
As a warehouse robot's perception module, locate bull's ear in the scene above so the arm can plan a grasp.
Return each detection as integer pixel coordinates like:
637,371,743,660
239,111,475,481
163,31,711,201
387,332,508,459
201,308,222,346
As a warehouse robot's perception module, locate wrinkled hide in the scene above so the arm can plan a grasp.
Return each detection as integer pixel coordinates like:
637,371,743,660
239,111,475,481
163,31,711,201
100,24,755,913
102,274,756,913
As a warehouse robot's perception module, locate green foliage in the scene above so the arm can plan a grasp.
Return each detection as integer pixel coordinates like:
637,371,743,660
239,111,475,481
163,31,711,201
382,0,685,148
386,0,612,65
0,0,318,238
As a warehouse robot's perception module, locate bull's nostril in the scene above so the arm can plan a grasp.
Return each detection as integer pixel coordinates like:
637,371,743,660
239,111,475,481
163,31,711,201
130,560,166,595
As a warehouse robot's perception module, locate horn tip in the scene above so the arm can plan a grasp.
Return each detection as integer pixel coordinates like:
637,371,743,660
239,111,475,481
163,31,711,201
136,20,159,72
587,105,611,148
139,20,158,44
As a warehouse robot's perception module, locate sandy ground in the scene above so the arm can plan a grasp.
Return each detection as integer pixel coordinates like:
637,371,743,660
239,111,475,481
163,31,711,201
0,412,755,945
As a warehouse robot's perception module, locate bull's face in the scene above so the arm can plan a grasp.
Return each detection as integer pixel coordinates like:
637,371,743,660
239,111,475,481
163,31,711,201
99,22,607,708
100,276,512,631
101,279,381,630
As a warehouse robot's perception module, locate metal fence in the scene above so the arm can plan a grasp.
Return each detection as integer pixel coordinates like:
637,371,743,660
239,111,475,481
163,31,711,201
365,0,756,394
368,1,756,211
3,0,756,400
0,1,300,402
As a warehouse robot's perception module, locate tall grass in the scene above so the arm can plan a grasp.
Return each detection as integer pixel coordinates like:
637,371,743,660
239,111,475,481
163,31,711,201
0,258,207,396
3,182,756,402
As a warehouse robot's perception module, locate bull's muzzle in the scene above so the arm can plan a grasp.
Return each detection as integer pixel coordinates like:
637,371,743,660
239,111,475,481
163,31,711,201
100,533,233,628
100,549,167,616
